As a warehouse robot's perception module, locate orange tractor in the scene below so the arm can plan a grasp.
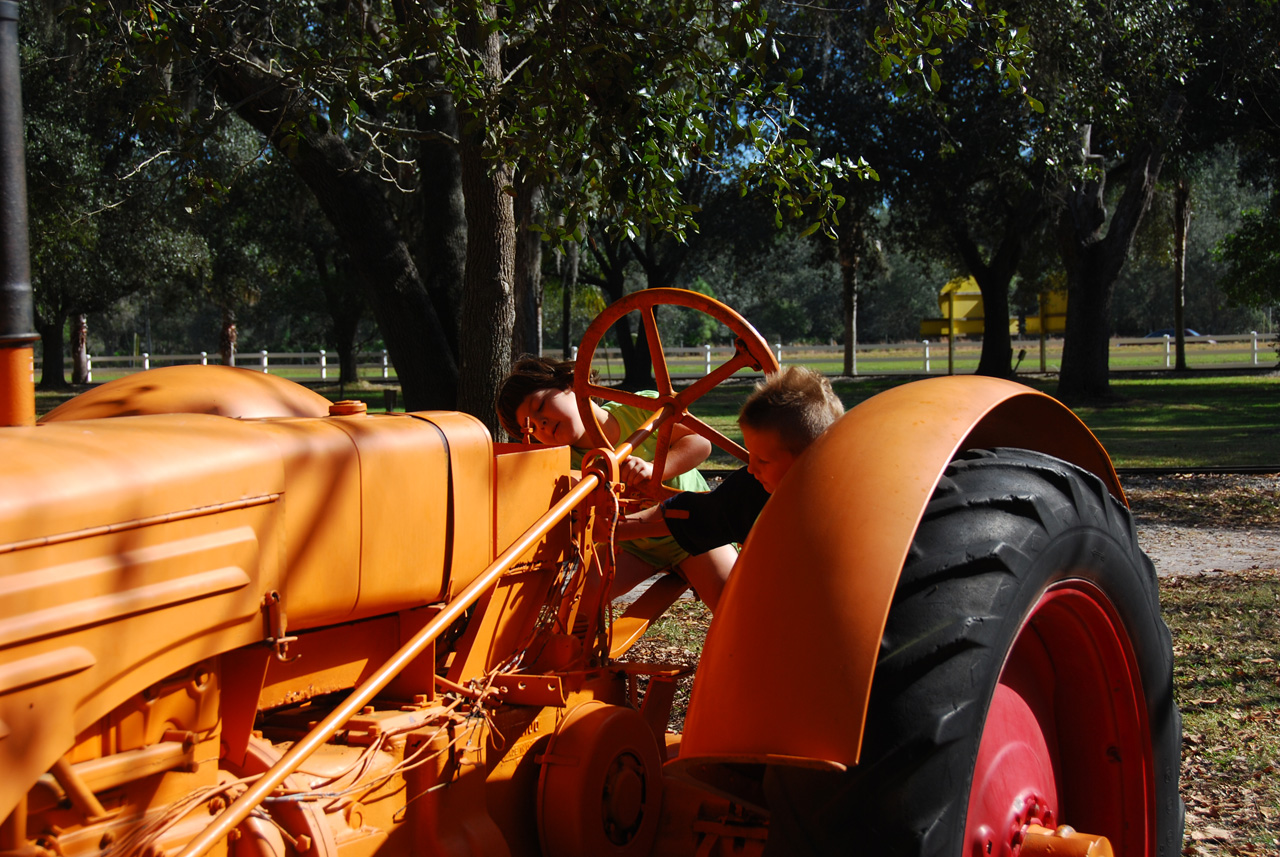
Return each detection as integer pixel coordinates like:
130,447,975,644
0,8,1179,856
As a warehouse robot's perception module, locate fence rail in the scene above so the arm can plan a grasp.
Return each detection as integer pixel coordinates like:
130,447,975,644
33,332,1276,385
36,349,396,383
562,332,1275,382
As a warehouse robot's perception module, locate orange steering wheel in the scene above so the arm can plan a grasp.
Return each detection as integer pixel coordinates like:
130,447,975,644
573,288,780,481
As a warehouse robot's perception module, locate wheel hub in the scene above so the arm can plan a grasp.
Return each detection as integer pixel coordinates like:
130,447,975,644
1020,825,1114,857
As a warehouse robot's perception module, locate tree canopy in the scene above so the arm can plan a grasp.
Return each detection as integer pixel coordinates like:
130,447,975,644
23,0,1279,407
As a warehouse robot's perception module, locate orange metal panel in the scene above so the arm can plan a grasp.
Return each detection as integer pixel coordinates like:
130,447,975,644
0,505,276,823
246,417,362,627
675,376,1122,774
0,415,286,542
493,443,571,556
323,413,456,619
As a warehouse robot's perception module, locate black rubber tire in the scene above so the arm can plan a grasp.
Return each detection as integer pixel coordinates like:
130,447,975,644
764,448,1183,857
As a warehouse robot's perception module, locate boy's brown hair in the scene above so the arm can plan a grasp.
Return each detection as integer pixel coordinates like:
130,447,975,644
738,366,844,455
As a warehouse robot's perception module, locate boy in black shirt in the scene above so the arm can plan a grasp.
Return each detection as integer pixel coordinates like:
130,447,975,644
615,366,845,572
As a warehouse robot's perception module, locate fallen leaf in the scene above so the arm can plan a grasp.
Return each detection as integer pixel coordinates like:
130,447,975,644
1190,826,1234,842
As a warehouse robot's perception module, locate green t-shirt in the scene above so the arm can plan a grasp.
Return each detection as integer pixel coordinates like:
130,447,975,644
569,393,710,493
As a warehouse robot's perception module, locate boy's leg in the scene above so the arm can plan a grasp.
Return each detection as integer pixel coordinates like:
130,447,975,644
675,545,737,612
606,552,666,601
580,551,662,610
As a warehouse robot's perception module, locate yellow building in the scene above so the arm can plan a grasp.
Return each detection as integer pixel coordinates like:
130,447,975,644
920,277,1067,338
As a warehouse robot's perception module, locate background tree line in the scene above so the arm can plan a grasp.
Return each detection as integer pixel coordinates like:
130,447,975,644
24,0,1279,429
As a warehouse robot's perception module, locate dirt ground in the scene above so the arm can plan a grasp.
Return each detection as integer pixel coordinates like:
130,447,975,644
1125,473,1280,575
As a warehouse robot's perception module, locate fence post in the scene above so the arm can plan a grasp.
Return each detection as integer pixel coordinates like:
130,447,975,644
922,340,930,373
571,346,578,362
382,349,389,379
86,354,92,383
774,342,782,365
1252,331,1259,366
1164,334,1171,369
320,350,327,381
705,344,711,375
143,352,150,371
200,351,208,366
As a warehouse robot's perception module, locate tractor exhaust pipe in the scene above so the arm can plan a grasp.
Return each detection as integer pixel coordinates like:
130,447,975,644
0,0,35,426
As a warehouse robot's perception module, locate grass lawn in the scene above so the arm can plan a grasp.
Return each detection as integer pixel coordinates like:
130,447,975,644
1164,571,1280,854
1061,374,1280,468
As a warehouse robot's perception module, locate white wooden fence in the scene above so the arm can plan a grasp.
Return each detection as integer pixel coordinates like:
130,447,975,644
36,349,394,382
33,332,1275,383
565,331,1275,382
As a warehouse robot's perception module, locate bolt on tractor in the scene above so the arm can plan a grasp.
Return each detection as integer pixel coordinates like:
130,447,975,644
0,6,1180,856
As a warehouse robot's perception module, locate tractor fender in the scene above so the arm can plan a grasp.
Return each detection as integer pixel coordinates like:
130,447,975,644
673,376,1122,776
39,364,332,422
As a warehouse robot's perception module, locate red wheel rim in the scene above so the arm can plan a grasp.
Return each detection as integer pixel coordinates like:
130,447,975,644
965,580,1153,856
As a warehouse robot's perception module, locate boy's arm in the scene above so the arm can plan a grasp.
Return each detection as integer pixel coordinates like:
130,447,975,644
612,503,673,541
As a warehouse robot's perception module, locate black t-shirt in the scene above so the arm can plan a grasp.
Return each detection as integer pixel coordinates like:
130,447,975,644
661,466,771,556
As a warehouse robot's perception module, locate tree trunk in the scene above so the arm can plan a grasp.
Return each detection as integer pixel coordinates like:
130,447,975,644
560,240,579,358
455,3,516,432
214,56,458,411
618,318,654,390
584,232,652,388
71,313,89,384
36,314,67,390
1056,110,1180,402
1056,153,1160,401
340,348,359,384
219,307,237,367
948,192,1039,379
839,221,863,377
1057,242,1116,400
414,91,467,358
513,174,544,358
317,250,364,386
1173,176,1190,371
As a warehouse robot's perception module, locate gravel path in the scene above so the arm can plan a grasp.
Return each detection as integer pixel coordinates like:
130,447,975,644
1126,472,1280,576
1137,522,1280,575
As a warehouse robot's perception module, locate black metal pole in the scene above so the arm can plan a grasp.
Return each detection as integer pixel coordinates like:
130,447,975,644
0,0,34,425
0,0,32,350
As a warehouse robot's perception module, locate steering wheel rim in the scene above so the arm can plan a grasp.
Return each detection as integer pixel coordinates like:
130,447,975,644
573,288,779,478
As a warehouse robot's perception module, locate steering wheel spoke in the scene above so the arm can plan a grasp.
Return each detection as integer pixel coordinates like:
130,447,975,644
671,341,763,413
680,413,749,462
580,384,668,415
640,306,674,396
